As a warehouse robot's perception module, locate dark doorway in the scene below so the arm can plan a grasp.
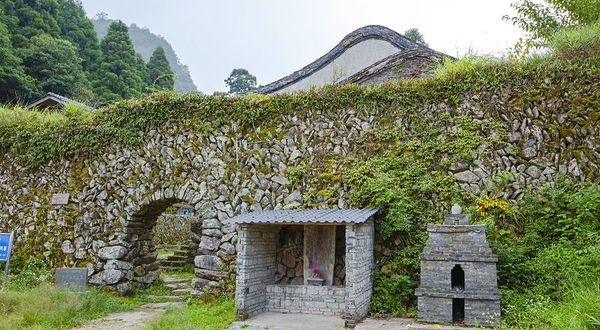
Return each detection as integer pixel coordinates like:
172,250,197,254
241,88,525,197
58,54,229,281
451,264,464,290
452,298,465,323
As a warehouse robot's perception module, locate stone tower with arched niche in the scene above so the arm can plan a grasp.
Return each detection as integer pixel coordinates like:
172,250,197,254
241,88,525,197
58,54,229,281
415,204,501,326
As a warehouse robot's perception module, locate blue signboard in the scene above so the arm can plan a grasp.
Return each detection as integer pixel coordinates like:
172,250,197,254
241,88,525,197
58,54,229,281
0,233,12,261
182,208,191,216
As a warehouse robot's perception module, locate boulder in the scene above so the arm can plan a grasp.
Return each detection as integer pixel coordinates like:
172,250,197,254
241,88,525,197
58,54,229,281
98,246,127,260
89,269,125,285
195,255,224,270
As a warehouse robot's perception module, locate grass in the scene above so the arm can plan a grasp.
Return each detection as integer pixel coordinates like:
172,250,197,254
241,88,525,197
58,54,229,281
143,298,235,330
162,267,196,280
157,248,176,258
0,284,138,330
502,280,600,329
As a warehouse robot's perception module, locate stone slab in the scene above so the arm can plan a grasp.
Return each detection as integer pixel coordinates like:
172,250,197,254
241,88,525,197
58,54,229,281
51,193,69,205
55,267,87,290
303,225,335,286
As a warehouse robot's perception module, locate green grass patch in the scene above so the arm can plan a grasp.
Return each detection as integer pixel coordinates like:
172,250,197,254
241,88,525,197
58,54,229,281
161,268,195,280
144,298,234,330
157,248,176,257
0,284,138,330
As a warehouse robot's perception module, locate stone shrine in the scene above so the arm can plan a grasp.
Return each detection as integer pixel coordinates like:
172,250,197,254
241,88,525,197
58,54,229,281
225,209,377,328
415,204,501,326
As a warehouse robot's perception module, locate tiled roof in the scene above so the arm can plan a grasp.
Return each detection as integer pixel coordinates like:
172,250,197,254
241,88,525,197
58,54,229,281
27,92,96,112
255,25,447,94
222,208,378,225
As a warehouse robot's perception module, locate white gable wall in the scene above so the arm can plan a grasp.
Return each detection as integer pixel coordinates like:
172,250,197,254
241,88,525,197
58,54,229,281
278,39,401,93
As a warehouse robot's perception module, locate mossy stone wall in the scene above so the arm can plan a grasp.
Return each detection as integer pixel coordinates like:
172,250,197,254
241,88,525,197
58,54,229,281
0,72,597,293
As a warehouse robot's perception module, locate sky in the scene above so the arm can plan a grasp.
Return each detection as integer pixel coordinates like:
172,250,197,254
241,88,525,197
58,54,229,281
79,0,526,94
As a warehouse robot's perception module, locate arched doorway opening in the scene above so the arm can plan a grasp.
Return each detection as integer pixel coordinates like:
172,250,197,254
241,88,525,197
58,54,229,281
451,264,464,291
155,203,198,273
123,197,200,293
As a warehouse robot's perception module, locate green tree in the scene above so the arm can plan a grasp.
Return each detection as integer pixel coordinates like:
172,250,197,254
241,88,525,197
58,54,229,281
55,0,101,73
224,68,257,95
404,28,428,47
0,20,34,102
504,0,600,53
147,46,175,90
94,20,147,101
1,0,61,48
20,33,92,100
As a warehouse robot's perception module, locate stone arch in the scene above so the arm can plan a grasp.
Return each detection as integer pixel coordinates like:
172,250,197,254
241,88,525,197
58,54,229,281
91,183,207,294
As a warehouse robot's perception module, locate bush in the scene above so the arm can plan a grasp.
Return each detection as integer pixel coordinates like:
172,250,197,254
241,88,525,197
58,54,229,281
4,256,50,290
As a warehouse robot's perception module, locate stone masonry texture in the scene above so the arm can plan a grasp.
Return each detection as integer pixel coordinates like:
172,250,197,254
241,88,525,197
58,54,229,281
415,215,501,327
234,219,374,328
0,76,596,294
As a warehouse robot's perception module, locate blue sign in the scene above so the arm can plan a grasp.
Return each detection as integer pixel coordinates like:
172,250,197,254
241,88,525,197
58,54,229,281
182,208,191,216
0,233,12,261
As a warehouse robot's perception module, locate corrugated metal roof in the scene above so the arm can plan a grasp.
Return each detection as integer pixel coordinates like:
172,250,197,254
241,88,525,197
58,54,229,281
222,208,378,225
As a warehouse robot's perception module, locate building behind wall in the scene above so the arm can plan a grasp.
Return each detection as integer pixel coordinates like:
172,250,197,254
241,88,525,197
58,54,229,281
415,205,502,327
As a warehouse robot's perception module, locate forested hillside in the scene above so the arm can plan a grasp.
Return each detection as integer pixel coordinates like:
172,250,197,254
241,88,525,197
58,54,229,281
0,0,193,104
93,17,197,93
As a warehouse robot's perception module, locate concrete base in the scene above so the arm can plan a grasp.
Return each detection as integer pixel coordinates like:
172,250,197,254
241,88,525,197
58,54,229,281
227,313,477,330
228,312,344,330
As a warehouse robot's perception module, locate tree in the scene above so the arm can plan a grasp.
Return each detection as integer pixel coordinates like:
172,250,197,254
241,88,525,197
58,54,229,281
93,20,147,101
1,0,62,49
0,20,34,102
56,0,102,73
504,0,600,51
147,46,174,90
404,28,428,47
224,68,257,95
20,33,92,100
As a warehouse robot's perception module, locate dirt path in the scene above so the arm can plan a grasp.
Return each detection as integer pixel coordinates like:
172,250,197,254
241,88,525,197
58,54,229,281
71,274,190,330
71,302,183,330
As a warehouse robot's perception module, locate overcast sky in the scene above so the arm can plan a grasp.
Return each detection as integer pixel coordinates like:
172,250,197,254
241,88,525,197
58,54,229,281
79,0,526,94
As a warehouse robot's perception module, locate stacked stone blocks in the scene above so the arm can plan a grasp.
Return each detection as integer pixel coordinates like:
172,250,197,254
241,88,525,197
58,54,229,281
233,219,374,328
266,285,346,315
415,208,501,327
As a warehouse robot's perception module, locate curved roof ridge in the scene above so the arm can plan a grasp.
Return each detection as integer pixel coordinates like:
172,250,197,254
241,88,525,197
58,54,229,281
255,25,429,94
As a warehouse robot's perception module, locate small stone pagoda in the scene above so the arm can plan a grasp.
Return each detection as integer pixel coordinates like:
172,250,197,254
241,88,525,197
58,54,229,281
415,204,501,326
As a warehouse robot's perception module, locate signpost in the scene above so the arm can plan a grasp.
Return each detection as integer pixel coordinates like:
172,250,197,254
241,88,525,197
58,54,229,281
0,232,14,291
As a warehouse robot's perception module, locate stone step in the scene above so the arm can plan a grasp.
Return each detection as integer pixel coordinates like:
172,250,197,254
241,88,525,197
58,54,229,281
163,277,189,285
159,260,188,267
172,288,191,295
165,282,189,290
167,255,187,261
160,266,189,272
146,295,185,301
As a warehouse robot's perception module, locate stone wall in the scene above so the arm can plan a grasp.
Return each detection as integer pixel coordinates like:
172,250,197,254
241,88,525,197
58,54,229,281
233,224,279,320
274,225,304,285
266,285,346,315
334,225,346,286
153,214,195,245
344,219,375,327
0,73,596,293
